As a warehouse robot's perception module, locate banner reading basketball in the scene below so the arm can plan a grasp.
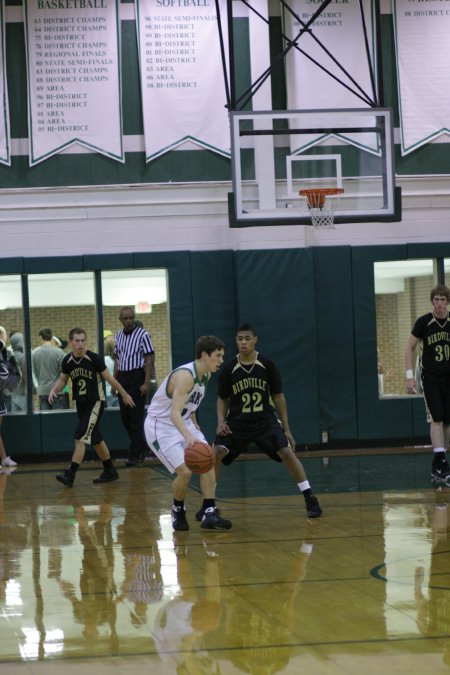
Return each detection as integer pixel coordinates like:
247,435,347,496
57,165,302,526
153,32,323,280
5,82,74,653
0,2,10,166
393,0,450,155
24,0,123,165
135,0,230,162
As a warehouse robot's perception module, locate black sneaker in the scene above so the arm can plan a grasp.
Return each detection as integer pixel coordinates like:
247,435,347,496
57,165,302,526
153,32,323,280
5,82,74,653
172,506,189,531
56,470,75,488
195,505,221,522
93,469,119,484
431,458,450,486
200,507,232,531
305,495,323,518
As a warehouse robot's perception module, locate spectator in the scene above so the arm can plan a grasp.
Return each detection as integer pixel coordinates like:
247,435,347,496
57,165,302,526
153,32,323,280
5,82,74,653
9,333,27,413
32,327,66,410
0,329,18,469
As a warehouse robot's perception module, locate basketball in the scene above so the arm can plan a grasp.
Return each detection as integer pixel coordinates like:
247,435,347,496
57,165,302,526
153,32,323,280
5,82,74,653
184,441,215,474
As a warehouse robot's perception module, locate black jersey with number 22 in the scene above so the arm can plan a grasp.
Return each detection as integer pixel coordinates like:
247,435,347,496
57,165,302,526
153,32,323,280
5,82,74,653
217,353,283,431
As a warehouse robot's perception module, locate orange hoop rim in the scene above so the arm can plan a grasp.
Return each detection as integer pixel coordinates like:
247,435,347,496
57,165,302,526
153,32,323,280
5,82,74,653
299,188,344,197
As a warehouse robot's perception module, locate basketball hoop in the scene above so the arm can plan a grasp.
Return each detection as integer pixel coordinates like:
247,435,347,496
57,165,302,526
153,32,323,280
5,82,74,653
299,188,344,230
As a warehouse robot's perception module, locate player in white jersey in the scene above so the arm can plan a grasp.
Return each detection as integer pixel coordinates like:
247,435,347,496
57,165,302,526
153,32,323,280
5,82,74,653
144,335,232,532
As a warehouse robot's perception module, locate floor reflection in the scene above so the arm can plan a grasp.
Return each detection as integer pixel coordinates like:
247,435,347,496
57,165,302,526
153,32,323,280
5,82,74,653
0,455,450,674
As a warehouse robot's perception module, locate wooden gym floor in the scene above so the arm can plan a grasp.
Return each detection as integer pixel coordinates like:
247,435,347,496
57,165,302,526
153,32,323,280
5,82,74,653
1,449,450,674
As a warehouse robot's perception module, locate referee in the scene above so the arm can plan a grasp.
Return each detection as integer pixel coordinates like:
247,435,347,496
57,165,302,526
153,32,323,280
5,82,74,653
113,306,156,466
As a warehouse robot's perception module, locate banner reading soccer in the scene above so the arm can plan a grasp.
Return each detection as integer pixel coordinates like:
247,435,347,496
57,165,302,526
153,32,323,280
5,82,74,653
24,0,123,165
393,0,450,156
135,0,230,162
0,1,10,166
284,0,377,154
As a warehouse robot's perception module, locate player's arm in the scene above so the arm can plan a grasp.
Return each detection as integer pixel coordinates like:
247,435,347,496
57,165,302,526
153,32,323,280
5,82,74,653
169,370,198,446
405,334,419,394
101,368,135,407
272,392,296,450
216,396,231,436
49,373,69,403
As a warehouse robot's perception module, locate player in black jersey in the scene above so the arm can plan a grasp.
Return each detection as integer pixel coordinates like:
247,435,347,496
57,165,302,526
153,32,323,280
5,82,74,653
49,327,135,487
405,285,450,486
195,324,322,520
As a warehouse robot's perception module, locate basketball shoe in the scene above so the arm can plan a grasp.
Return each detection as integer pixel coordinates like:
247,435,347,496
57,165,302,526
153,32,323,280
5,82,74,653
431,456,450,486
172,505,189,531
195,505,221,522
2,456,17,467
305,494,323,518
93,469,119,484
200,507,232,530
56,469,75,488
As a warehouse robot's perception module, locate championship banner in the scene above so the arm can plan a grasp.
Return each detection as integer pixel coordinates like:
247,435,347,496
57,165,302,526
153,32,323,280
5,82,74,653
135,0,230,162
284,0,377,154
393,0,450,156
0,0,10,166
24,0,123,166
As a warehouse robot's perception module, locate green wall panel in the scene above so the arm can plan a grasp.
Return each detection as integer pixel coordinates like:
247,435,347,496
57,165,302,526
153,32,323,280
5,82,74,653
190,250,237,441
313,247,357,441
233,248,319,444
2,414,41,458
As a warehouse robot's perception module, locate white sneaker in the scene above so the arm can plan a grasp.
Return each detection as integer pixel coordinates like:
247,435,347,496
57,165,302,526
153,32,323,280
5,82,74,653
2,457,17,467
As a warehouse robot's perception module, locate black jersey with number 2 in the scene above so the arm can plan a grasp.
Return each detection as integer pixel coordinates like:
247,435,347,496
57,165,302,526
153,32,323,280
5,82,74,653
217,352,283,431
412,312,450,376
61,350,107,403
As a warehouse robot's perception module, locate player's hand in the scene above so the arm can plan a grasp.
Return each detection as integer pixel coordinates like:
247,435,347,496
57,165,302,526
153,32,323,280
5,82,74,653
216,421,232,436
184,435,198,449
48,389,57,404
122,392,135,407
406,377,416,394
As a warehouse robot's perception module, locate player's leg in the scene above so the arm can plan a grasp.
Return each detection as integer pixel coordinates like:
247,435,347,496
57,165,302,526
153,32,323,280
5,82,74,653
93,440,119,484
256,424,322,518
56,439,85,487
88,402,119,483
423,373,450,485
195,435,240,522
144,415,194,531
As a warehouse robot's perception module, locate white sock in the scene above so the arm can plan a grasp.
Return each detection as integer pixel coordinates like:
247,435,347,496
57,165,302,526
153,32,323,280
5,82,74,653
298,480,310,493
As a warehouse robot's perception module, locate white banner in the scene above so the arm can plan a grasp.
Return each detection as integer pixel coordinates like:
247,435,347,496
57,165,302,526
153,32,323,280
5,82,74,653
136,0,230,162
0,1,10,166
285,0,377,154
393,0,450,156
24,0,123,166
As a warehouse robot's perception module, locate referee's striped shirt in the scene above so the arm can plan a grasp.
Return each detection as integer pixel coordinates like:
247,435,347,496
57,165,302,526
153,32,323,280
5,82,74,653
114,327,155,371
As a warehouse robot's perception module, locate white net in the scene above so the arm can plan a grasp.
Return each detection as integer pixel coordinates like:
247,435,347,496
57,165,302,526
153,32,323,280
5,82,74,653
300,188,344,230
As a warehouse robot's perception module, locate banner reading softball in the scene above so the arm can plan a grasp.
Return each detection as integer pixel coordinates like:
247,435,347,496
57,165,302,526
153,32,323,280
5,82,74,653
136,0,230,162
24,0,123,166
285,0,377,154
0,0,10,166
393,0,450,156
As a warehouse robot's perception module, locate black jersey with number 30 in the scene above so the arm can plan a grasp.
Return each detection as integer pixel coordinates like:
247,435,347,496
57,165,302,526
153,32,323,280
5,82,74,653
217,353,283,431
61,350,106,403
412,312,450,376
